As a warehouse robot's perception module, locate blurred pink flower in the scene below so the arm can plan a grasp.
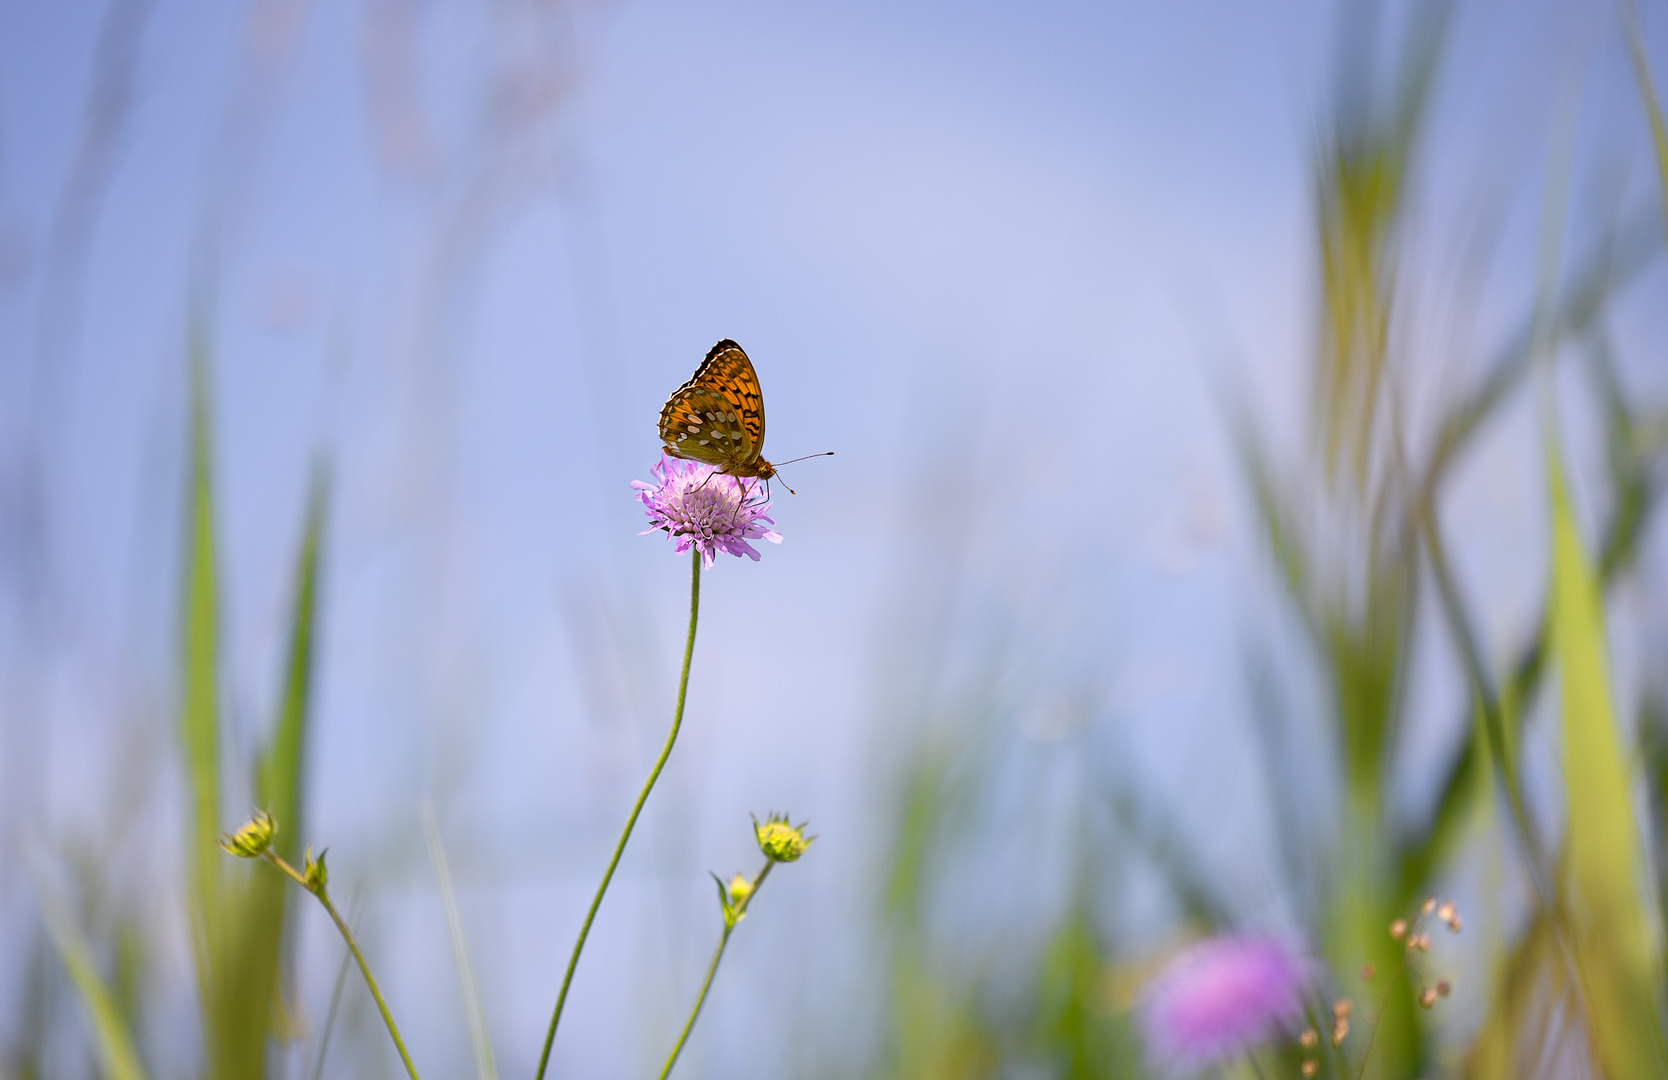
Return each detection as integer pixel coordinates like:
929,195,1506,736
1138,934,1310,1074
633,454,782,568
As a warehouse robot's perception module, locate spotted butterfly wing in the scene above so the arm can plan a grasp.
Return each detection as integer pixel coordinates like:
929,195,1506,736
658,339,775,478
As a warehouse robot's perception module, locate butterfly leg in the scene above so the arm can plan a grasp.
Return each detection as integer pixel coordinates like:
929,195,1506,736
730,477,758,528
691,468,720,495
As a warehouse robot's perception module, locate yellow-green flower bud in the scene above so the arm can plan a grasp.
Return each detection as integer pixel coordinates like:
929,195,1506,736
218,810,276,858
303,846,329,893
727,873,754,906
753,813,813,863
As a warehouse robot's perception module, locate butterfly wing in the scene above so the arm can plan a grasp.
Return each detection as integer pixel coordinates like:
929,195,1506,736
658,339,768,473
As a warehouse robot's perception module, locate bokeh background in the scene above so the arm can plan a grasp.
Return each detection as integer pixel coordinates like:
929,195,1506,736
3,0,1668,1077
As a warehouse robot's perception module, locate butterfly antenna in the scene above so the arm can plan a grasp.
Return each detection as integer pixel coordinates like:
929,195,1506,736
776,451,835,467
772,451,832,495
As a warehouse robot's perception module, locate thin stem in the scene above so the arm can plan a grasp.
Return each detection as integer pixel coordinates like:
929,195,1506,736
535,548,703,1080
657,861,773,1080
309,935,353,1080
1354,955,1412,1080
265,855,421,1080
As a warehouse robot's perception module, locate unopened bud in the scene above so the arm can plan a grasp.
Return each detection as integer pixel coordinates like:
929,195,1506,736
753,813,814,863
218,810,276,859
302,847,328,893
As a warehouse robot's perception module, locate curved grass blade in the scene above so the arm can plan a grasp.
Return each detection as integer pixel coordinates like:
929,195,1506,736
1546,432,1668,1078
1623,2,1668,244
38,893,151,1080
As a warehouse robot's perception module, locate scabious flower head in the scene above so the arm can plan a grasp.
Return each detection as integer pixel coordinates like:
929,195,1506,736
633,454,782,568
218,810,276,858
1137,934,1310,1075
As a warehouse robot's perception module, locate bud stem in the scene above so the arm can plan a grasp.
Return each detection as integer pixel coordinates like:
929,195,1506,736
535,548,702,1080
263,852,421,1080
658,861,773,1080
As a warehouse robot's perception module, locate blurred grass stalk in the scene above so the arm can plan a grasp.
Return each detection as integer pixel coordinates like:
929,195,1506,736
182,325,327,1079
864,4,1668,1079
36,319,329,1077
1242,6,1449,1073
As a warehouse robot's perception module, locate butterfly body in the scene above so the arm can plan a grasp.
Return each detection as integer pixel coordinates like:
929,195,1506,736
658,339,776,479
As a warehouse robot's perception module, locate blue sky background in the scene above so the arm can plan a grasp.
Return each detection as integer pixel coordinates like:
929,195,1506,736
2,0,1666,1076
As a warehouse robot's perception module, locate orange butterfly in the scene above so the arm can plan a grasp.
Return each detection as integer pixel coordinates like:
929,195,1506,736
658,340,830,495
658,339,776,479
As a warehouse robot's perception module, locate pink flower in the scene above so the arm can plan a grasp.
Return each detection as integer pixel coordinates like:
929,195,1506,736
1138,935,1310,1074
633,454,782,568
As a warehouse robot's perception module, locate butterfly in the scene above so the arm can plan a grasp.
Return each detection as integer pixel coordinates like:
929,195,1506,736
658,339,776,480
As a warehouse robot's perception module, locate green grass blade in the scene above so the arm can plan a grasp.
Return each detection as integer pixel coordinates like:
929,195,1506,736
422,802,498,1080
1029,906,1142,1080
38,895,152,1080
1546,433,1668,1077
1623,3,1668,244
206,472,330,1077
258,470,325,859
181,337,222,978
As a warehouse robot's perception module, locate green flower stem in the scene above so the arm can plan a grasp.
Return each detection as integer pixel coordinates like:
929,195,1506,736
657,861,774,1080
264,854,421,1080
535,548,703,1080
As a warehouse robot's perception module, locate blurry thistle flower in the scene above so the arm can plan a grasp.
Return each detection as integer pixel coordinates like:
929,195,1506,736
753,813,813,863
218,810,276,858
303,847,329,893
633,454,782,568
1136,935,1310,1074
